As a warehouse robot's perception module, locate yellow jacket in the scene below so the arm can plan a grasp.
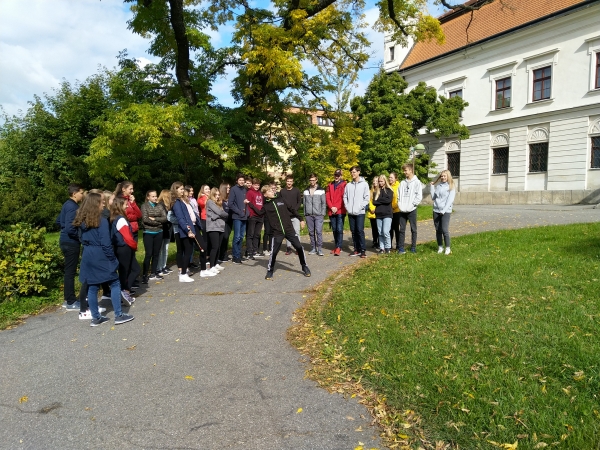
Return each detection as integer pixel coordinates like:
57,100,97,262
391,180,400,213
367,198,376,219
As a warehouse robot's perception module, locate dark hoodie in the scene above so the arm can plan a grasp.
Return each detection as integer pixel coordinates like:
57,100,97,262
248,194,303,237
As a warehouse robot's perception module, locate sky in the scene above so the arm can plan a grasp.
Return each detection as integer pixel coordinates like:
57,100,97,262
0,0,446,119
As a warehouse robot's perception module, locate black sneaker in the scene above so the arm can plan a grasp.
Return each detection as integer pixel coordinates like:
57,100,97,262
149,273,164,281
189,262,199,269
65,301,81,311
360,252,367,259
248,255,256,261
285,249,293,256
254,252,264,258
90,316,109,327
302,265,311,277
232,258,242,265
265,271,274,280
162,268,173,275
142,275,149,284
114,314,134,325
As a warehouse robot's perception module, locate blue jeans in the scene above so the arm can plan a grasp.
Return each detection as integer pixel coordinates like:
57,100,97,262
376,217,392,250
87,278,122,320
232,219,247,259
329,214,345,249
348,214,366,253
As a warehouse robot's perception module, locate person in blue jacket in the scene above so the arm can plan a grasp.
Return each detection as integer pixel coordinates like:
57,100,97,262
429,169,456,255
228,173,250,264
56,183,84,310
73,192,134,327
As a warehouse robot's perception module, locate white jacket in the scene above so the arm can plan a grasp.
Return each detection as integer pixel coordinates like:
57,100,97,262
397,176,423,212
343,177,370,215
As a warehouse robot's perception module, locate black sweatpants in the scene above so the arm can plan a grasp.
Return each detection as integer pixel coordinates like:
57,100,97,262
143,232,163,275
391,211,401,249
59,242,80,304
207,231,223,268
247,216,263,255
262,219,272,252
267,233,306,274
220,220,232,261
115,245,140,291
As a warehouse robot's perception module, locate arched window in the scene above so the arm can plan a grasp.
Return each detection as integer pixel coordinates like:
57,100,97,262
527,127,549,173
446,141,461,178
491,133,509,174
590,119,600,169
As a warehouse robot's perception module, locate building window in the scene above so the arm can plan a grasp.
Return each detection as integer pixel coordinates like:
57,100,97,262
389,46,395,62
317,116,334,127
449,89,462,98
493,147,509,174
447,152,460,177
495,77,511,109
596,53,600,89
533,66,551,101
529,142,548,172
592,136,600,168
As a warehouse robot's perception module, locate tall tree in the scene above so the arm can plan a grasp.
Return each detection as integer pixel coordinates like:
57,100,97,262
350,69,468,182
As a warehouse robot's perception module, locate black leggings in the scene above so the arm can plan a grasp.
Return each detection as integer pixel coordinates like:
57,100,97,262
262,219,272,252
115,245,140,291
370,218,379,245
207,231,223,268
143,232,162,275
220,220,232,260
180,237,194,274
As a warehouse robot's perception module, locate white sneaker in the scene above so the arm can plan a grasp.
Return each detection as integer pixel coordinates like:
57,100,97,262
79,310,92,320
179,273,194,282
101,295,111,301
214,264,225,272
98,306,107,313
445,247,452,255
438,246,444,254
200,269,217,277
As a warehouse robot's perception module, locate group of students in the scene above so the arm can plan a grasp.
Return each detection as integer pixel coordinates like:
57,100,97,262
56,166,455,326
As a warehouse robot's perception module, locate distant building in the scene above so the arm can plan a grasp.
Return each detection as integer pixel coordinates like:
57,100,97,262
385,0,600,204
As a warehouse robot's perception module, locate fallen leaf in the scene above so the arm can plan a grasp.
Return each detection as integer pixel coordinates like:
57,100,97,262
185,376,194,380
19,396,28,404
126,345,136,350
296,407,303,413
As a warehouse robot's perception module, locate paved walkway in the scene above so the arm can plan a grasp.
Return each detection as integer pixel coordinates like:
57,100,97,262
1,205,598,450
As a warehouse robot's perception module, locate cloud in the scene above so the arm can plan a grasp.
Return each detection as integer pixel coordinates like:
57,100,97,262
0,0,156,118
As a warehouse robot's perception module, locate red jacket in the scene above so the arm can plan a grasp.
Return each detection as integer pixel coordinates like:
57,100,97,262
198,195,208,220
121,195,142,233
246,188,264,218
326,180,347,215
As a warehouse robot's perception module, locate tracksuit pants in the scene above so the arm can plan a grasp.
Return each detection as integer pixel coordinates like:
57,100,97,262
267,233,306,273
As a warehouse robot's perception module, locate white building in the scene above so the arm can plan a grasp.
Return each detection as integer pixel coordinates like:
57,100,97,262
385,0,600,204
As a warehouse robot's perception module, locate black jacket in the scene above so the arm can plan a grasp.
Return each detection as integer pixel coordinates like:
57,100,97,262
278,187,302,212
248,194,302,237
373,188,393,218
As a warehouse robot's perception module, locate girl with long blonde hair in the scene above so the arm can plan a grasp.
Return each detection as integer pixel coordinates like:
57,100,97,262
372,175,393,254
430,169,456,255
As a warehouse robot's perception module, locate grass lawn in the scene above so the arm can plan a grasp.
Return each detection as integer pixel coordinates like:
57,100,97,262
290,223,600,448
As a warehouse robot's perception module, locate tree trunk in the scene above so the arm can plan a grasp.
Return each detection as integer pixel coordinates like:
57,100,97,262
168,0,197,106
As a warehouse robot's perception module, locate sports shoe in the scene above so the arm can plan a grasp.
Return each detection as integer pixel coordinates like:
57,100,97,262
129,286,138,293
149,273,164,281
377,249,385,254
265,270,273,280
410,248,417,254
255,252,264,258
98,306,107,313
308,248,317,255
445,247,452,255
398,248,406,254
101,295,111,301
200,269,217,277
438,247,444,254
209,267,220,275
179,273,194,282
121,291,134,306
248,255,256,261
334,247,341,256
263,250,271,256
317,249,324,256
142,275,149,284
90,316,109,327
214,264,225,272
330,248,336,254
162,267,173,274
79,310,92,320
360,252,367,259
189,262,199,269
349,251,359,257
302,265,311,277
285,249,293,256
65,301,80,311
232,258,242,265
114,314,134,325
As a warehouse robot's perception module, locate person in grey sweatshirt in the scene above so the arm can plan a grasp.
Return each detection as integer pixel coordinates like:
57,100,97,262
343,166,370,257
303,173,327,256
397,163,423,254
430,169,456,255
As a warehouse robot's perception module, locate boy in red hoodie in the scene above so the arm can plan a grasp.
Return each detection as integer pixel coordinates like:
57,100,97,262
245,178,264,259
325,169,347,255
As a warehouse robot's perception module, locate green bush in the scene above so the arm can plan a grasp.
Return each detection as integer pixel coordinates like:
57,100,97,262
0,223,63,300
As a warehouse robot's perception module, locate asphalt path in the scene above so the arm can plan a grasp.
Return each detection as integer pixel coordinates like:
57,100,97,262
1,204,598,450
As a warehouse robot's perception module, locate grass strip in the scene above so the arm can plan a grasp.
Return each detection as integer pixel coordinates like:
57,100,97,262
0,289,62,330
289,223,600,449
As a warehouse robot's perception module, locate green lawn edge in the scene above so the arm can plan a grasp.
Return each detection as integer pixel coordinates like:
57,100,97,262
289,223,600,449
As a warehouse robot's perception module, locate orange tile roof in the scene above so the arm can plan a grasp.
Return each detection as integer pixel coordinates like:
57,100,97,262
400,0,590,69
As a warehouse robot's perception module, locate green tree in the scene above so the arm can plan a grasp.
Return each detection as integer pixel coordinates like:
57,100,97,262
350,69,469,182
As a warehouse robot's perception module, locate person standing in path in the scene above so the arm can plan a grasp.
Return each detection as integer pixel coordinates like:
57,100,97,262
115,181,142,288
303,174,327,256
110,197,139,306
205,188,228,274
279,174,302,255
325,169,346,256
371,175,393,254
248,186,310,280
229,174,250,264
343,166,370,258
56,183,85,311
388,172,401,251
219,183,232,263
397,163,423,254
367,177,379,249
246,178,264,259
430,169,456,255
141,190,167,283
